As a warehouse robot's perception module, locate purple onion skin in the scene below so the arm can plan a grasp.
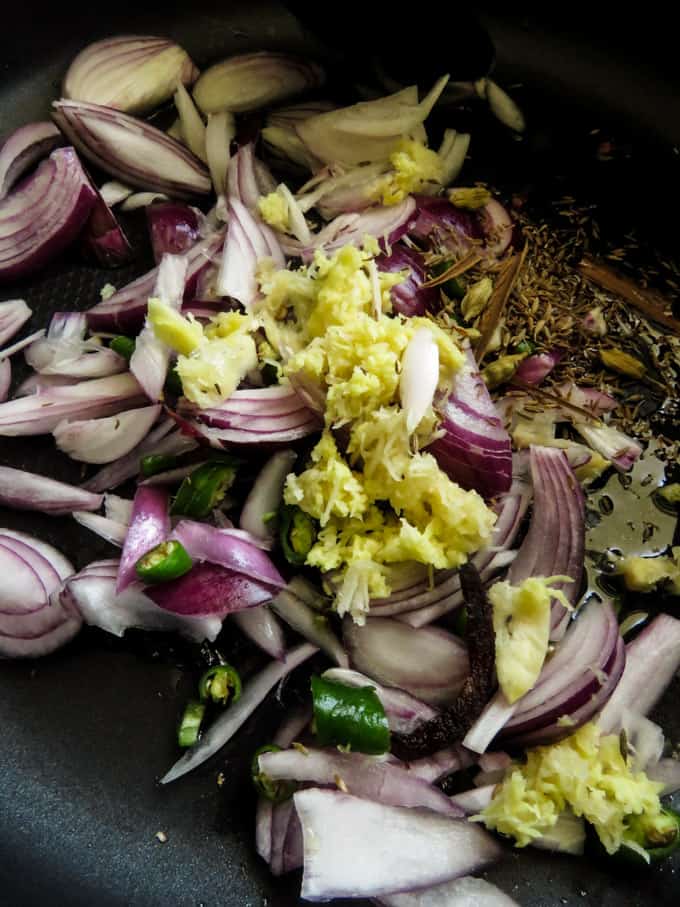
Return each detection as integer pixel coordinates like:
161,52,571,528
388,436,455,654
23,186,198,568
409,196,482,250
80,187,132,267
147,202,201,264
376,243,438,317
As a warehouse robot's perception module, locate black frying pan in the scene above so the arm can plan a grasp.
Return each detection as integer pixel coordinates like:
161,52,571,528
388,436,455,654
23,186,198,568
1,3,678,904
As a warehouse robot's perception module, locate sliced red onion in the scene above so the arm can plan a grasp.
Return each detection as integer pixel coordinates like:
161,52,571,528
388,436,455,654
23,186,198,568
620,711,665,773
0,147,96,283
429,346,512,498
131,253,188,401
0,358,10,401
193,52,324,115
260,748,464,817
53,403,161,464
479,199,513,257
14,373,79,396
400,328,439,434
105,493,133,524
99,181,133,206
147,202,201,264
161,642,318,783
25,311,126,378
508,446,584,640
80,184,133,267
555,381,618,416
450,785,496,816
0,542,49,613
0,121,63,200
295,789,502,901
270,576,348,666
0,612,81,659
171,520,284,588
376,244,438,316
60,560,221,643
231,606,285,660
52,100,211,198
0,329,45,360
572,422,642,472
147,562,274,616
268,798,301,876
464,596,620,753
227,143,276,211
0,371,145,436
0,465,102,514
438,130,472,188
408,196,482,255
377,875,519,907
0,299,31,347
216,198,284,308
116,485,170,593
205,111,235,196
598,613,680,733
73,512,127,546
512,350,563,386
81,418,194,492
344,617,469,706
63,36,198,115
647,758,680,796
0,528,74,581
120,191,169,211
240,449,296,542
405,747,475,785
296,162,388,218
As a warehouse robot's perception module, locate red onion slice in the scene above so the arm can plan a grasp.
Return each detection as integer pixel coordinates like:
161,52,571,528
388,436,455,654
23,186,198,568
240,449,297,542
87,232,225,333
295,789,502,901
147,202,201,264
572,422,642,472
231,607,285,660
0,371,145,436
598,613,680,733
161,642,318,783
376,244,439,316
0,358,10,402
344,617,469,706
270,576,348,666
171,520,285,588
0,121,63,200
0,528,73,581
0,543,48,614
54,404,161,464
0,147,96,283
116,485,170,593
0,299,31,347
378,876,519,907
52,100,211,198
146,562,274,616
512,349,563,386
25,311,126,378
216,198,284,308
61,562,221,642
0,465,102,514
259,747,464,817
73,512,127,547
227,143,277,211
80,183,133,267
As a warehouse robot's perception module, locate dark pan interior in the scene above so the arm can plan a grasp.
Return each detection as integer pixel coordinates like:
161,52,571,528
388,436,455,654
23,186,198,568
1,3,678,904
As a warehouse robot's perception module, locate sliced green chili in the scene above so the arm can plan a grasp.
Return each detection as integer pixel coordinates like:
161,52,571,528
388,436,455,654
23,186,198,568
311,675,390,755
164,366,183,396
110,335,136,360
140,454,180,478
621,808,680,864
178,700,206,748
135,540,193,583
171,460,238,518
430,261,466,300
199,664,242,706
251,744,298,803
279,504,317,566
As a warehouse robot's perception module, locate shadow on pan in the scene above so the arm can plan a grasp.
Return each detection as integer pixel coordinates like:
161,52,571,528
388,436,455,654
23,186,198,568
0,2,678,905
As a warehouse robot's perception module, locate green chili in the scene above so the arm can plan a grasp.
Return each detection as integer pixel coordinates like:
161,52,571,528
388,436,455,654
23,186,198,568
199,664,242,706
311,675,390,755
171,460,239,518
621,808,680,864
251,744,297,802
430,261,466,300
110,335,136,360
279,505,317,566
140,454,180,478
178,700,206,748
135,540,193,583
164,366,183,396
